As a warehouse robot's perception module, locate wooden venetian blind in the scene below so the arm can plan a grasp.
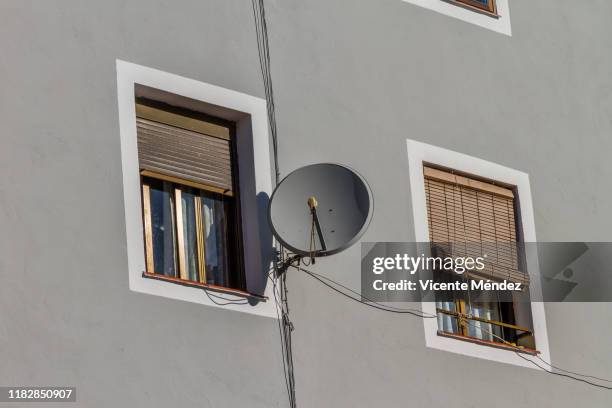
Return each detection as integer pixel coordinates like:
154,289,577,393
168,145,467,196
424,166,529,285
136,104,234,195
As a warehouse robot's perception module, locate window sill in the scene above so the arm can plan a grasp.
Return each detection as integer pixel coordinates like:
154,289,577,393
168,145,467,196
442,0,500,19
437,330,539,356
142,272,267,302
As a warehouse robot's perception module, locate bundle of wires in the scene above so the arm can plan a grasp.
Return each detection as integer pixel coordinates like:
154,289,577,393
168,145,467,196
251,1,297,406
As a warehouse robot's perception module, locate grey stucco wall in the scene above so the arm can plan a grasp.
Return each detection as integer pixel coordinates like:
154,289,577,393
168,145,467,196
1,0,611,407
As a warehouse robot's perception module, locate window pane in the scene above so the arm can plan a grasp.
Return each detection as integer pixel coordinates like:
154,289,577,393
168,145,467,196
466,301,503,342
201,191,229,287
436,301,458,334
149,179,177,277
434,270,460,334
181,189,200,282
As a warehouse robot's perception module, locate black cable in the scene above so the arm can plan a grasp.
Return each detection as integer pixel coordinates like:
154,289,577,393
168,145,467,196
251,1,297,406
297,264,612,391
269,271,293,404
276,273,297,408
298,266,436,318
515,352,612,390
280,273,297,403
534,355,612,384
303,267,433,315
251,0,280,185
203,289,249,306
458,316,612,391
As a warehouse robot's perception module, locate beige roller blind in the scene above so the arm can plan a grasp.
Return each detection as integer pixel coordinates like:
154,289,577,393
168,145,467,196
136,105,233,195
424,166,529,285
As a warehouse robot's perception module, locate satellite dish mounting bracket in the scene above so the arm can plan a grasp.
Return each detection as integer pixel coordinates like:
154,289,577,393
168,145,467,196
275,253,302,276
308,195,327,254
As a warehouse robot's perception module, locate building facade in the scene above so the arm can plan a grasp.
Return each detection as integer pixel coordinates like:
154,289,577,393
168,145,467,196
1,0,611,406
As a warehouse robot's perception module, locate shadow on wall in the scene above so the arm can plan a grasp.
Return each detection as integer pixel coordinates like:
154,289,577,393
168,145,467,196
249,191,275,303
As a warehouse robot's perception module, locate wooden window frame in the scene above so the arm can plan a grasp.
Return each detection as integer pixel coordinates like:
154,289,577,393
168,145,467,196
446,0,499,18
141,173,252,296
436,306,533,337
437,331,539,356
141,170,234,198
142,182,155,275
436,301,537,352
141,272,266,301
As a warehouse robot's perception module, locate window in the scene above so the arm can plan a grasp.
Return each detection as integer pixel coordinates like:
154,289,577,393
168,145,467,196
406,140,550,367
424,165,536,352
399,1,511,36
449,0,497,16
137,100,245,291
117,61,276,317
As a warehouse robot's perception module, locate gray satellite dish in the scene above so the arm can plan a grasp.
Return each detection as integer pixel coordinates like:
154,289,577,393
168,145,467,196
269,163,373,258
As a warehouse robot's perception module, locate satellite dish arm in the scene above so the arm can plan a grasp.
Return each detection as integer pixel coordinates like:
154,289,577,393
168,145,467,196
308,197,327,251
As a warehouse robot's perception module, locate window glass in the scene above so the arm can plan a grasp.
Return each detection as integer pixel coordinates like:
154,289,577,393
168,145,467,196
465,300,503,341
436,300,458,334
181,189,201,282
201,191,230,287
149,179,177,277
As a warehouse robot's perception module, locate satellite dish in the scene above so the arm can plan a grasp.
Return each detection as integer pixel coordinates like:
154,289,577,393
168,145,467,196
269,163,373,258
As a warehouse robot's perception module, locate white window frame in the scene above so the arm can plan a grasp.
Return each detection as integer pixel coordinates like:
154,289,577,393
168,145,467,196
400,0,512,36
116,60,277,318
406,139,550,368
